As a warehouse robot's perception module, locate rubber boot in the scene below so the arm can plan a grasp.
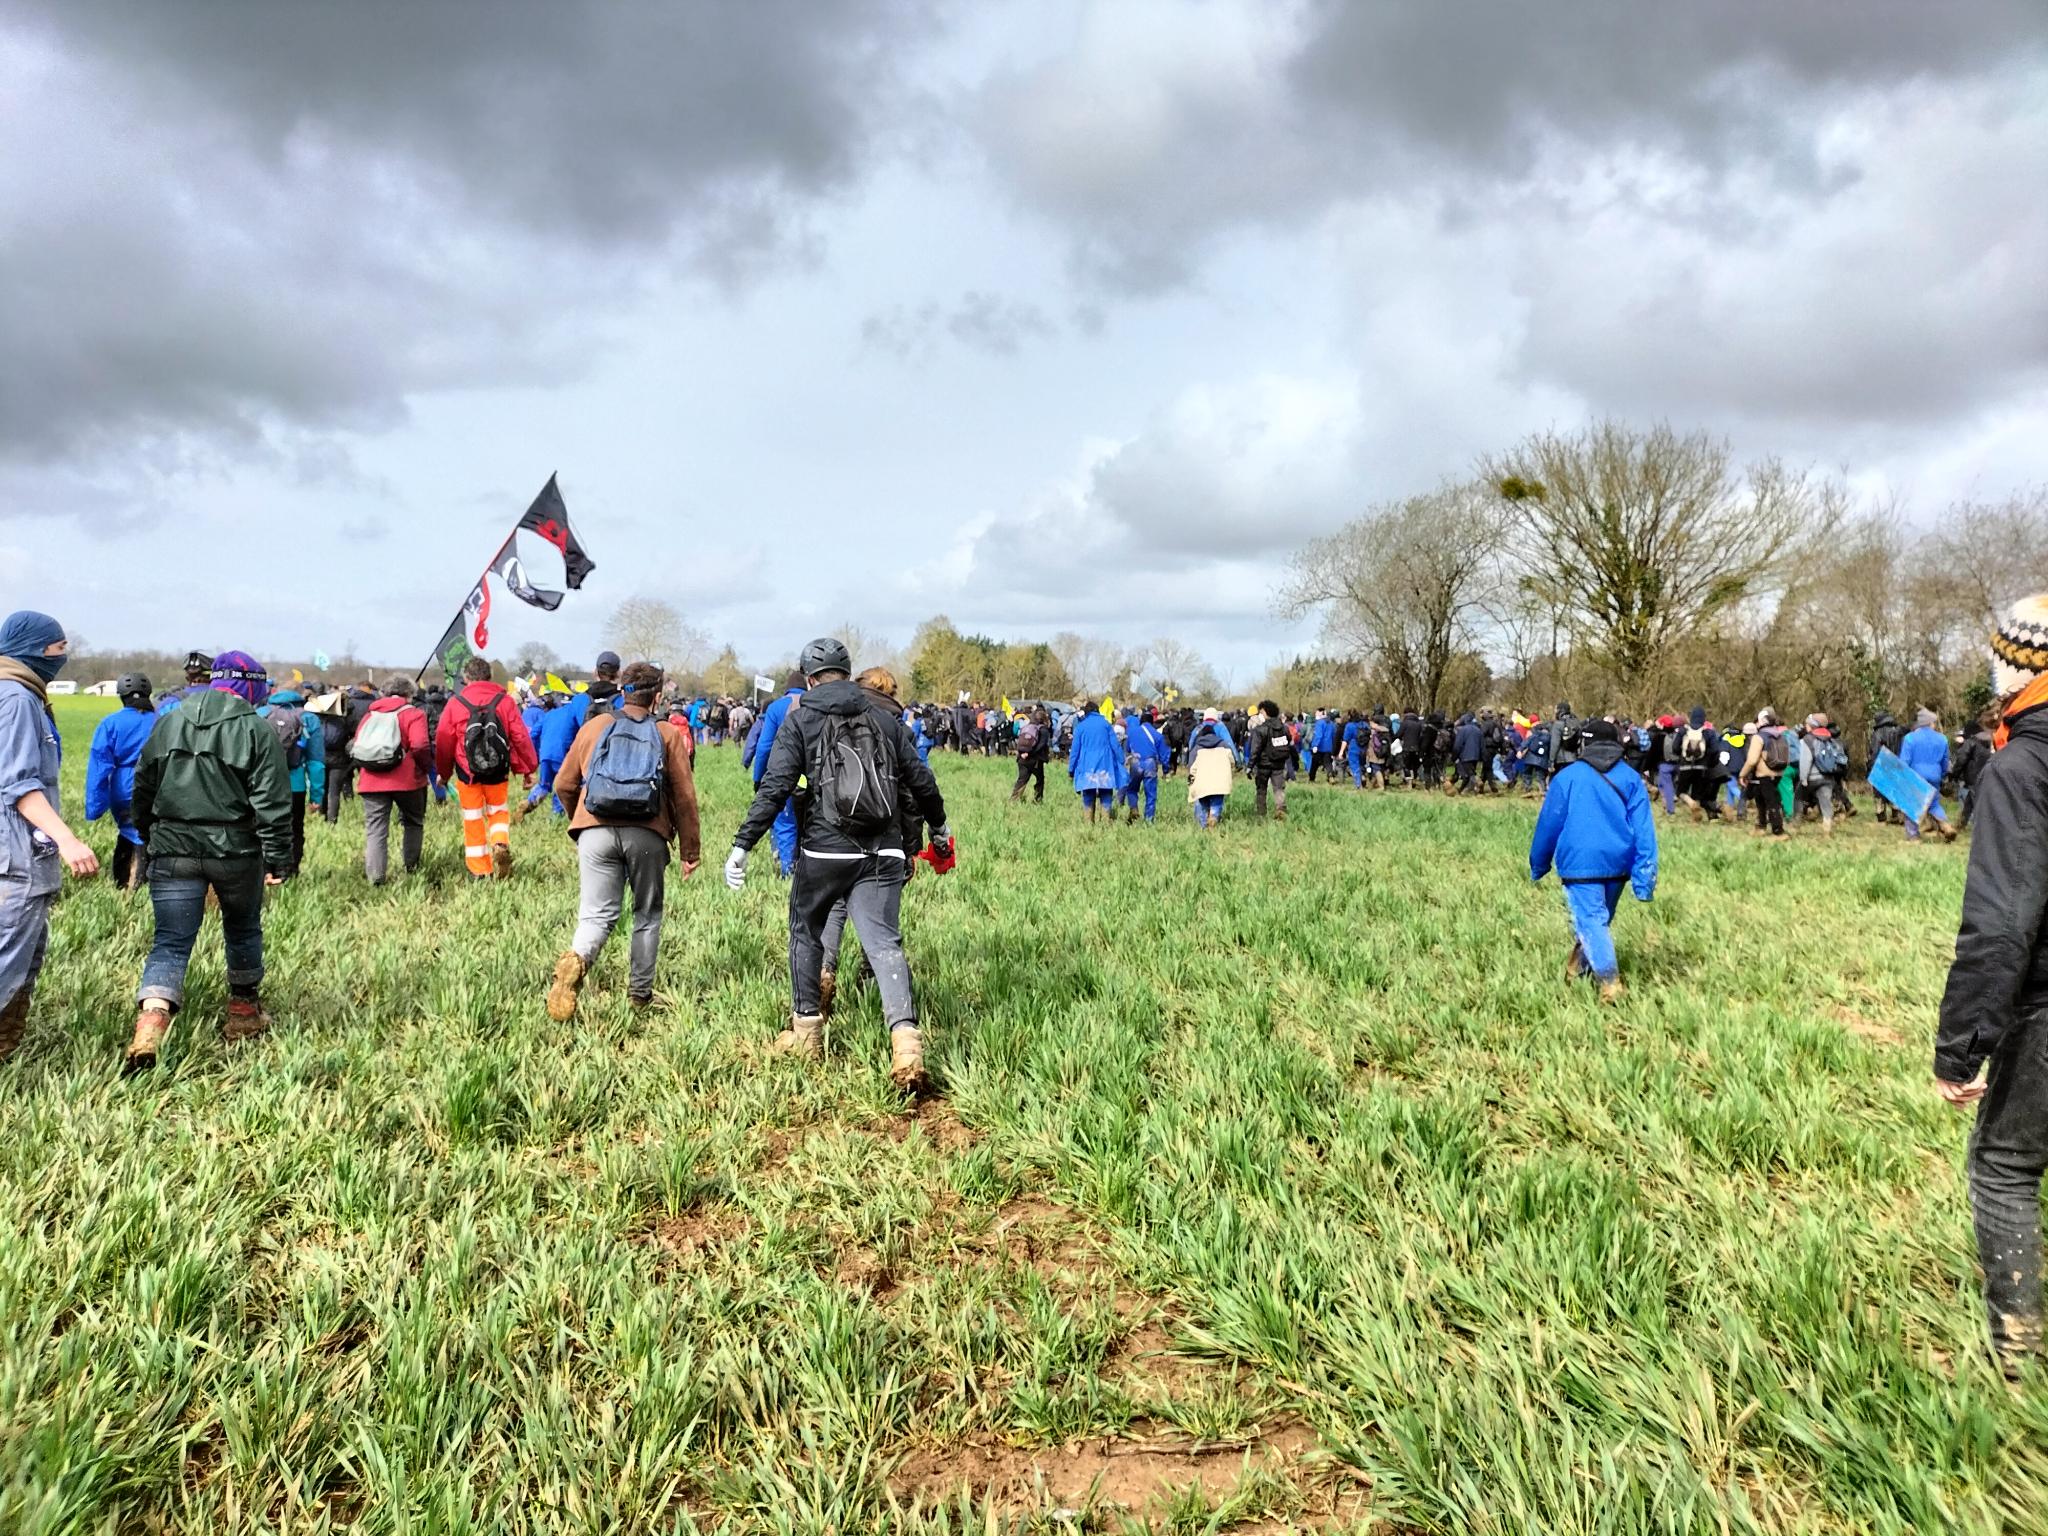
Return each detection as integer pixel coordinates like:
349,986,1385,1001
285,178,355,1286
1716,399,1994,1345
546,951,586,1022
124,1002,173,1074
890,1026,926,1092
773,1013,824,1060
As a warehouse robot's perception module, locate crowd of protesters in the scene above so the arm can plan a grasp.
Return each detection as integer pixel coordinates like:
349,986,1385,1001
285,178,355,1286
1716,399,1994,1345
8,602,2048,1383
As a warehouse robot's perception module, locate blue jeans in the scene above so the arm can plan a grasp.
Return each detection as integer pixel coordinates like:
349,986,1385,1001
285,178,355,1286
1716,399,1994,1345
1194,794,1225,827
1656,763,1677,814
139,856,266,1008
1563,879,1626,983
1118,771,1159,819
528,756,564,812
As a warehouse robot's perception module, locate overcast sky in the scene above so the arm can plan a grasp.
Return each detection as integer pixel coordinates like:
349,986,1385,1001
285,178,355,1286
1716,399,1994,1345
5,0,2045,685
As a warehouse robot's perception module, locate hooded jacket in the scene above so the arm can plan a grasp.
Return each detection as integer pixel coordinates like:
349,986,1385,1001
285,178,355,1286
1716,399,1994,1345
132,688,293,870
352,694,431,793
85,701,159,842
435,680,540,784
258,687,327,800
734,677,945,858
1067,710,1127,794
1937,703,2048,1080
1900,724,1950,787
1529,741,1658,897
1453,715,1483,764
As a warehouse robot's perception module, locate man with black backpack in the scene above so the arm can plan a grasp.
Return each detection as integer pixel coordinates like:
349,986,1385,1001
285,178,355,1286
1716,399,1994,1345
1796,714,1848,835
1246,701,1295,819
435,657,539,879
724,638,950,1090
545,662,700,1017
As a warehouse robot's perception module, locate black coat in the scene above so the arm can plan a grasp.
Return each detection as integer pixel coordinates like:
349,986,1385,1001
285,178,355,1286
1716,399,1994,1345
1937,706,2048,1081
736,679,946,857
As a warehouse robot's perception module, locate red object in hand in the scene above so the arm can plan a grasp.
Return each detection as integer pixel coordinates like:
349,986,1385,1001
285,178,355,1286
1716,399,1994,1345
916,839,958,876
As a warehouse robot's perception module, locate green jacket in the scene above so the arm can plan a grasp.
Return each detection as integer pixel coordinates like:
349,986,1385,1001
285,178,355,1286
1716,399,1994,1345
133,689,293,870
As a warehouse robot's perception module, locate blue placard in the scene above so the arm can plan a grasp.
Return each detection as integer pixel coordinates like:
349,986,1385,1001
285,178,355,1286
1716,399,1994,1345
1869,746,1935,822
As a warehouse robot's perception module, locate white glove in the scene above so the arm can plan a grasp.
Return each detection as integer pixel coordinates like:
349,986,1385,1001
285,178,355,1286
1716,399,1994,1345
724,847,748,890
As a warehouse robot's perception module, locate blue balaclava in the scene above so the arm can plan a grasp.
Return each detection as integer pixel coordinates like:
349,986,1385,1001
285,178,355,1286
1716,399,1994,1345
0,611,67,683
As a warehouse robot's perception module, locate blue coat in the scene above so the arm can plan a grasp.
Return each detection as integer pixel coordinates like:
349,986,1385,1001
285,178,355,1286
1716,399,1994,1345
749,688,804,785
258,689,327,801
86,703,158,844
537,702,583,765
1311,717,1336,753
1342,721,1364,760
1453,717,1483,763
522,702,547,742
1068,711,1127,793
1125,718,1166,772
1530,747,1658,898
1900,725,1950,787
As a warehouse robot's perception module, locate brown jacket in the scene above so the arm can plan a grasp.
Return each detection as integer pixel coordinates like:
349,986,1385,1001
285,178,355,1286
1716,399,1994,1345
555,707,701,864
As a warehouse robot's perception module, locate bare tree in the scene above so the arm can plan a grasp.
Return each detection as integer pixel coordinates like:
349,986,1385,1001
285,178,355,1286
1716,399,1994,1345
1048,632,1132,697
832,619,909,682
1277,481,1510,711
509,639,561,677
1487,420,1842,689
1923,488,2048,637
605,596,685,668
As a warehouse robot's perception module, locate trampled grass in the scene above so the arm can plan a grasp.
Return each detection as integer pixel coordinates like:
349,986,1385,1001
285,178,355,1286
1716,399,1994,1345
4,698,2043,1534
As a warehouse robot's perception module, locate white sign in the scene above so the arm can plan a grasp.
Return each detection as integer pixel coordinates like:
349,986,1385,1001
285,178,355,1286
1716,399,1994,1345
753,674,776,694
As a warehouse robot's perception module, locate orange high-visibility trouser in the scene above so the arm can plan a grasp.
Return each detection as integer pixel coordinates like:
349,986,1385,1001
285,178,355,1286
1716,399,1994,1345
457,779,511,875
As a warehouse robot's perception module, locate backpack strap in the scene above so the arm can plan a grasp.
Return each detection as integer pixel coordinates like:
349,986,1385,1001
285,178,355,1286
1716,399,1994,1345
1570,757,1632,811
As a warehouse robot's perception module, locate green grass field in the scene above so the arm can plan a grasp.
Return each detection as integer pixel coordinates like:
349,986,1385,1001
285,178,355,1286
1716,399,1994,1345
3,696,2038,1534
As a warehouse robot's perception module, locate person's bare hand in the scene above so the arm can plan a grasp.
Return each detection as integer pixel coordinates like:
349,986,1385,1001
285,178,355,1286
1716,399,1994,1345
1936,1076,1987,1107
679,860,699,879
57,835,99,878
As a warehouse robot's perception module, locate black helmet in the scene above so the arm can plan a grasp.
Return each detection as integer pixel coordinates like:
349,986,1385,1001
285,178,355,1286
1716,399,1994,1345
798,637,851,678
185,649,213,674
116,671,152,700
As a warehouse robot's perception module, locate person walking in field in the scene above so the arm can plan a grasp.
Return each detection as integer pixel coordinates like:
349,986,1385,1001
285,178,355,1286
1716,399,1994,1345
1010,706,1050,802
436,657,538,879
1188,708,1236,828
1795,714,1846,836
351,678,433,884
256,678,324,878
1901,707,1959,843
1867,709,1905,823
1067,699,1125,825
1956,709,1996,830
1935,595,2048,1377
1739,710,1792,839
1246,702,1293,819
527,684,582,815
155,650,215,713
724,638,950,1090
1119,708,1167,823
86,672,159,889
545,662,700,1017
1529,718,1658,1003
0,611,99,1064
744,672,807,874
125,650,292,1073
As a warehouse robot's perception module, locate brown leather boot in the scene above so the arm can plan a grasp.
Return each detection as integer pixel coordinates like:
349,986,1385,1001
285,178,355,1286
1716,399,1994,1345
124,1003,173,1074
545,952,586,1022
223,996,272,1043
490,842,513,879
772,1014,824,1060
819,969,837,1020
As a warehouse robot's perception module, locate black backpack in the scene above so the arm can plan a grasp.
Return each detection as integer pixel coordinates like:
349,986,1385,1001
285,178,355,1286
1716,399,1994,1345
259,703,304,771
460,696,512,784
809,710,898,835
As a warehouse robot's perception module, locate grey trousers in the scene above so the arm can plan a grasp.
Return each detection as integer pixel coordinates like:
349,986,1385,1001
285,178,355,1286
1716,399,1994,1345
362,789,426,883
789,852,914,1029
571,826,667,997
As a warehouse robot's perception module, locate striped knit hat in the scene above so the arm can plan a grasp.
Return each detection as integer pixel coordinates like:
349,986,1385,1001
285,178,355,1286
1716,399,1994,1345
1991,595,2048,700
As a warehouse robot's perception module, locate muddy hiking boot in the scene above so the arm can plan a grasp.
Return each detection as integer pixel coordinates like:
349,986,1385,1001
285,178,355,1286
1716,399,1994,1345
1566,943,1588,982
124,1003,174,1075
0,991,29,1064
772,1014,824,1060
223,995,272,1043
491,843,513,879
890,1026,926,1092
818,968,837,1020
545,952,586,1022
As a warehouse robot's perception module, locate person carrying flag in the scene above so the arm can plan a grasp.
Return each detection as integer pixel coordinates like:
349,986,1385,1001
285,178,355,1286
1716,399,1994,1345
436,657,539,878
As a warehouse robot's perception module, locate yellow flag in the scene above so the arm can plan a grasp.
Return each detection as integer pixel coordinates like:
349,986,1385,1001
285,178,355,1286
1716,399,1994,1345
1102,693,1115,719
291,668,304,684
573,680,589,694
545,673,569,694
1000,695,1011,716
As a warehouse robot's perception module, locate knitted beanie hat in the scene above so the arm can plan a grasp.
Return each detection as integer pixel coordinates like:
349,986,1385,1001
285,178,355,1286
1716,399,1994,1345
1991,595,2048,700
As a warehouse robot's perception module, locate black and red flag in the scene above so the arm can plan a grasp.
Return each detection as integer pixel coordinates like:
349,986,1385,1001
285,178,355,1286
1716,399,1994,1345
420,474,596,679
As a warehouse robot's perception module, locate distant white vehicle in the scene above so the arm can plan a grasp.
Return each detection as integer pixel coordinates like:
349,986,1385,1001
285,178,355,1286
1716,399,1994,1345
48,681,80,696
84,680,119,697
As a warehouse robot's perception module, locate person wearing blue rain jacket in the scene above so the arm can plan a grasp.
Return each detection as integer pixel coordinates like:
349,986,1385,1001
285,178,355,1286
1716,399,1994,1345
1117,710,1167,822
529,693,582,813
1529,717,1658,1000
1309,710,1337,781
1341,712,1365,787
87,673,160,889
910,713,935,765
1067,701,1127,824
746,679,806,873
521,695,548,747
1899,706,1958,842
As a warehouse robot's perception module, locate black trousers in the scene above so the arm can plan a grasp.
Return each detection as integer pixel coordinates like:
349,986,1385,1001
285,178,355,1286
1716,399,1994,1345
287,790,306,875
1309,750,1333,781
1012,754,1046,801
1749,777,1784,834
1972,1001,2048,1362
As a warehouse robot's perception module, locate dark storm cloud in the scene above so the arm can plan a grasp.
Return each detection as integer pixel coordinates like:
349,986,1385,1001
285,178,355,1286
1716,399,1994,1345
860,290,1056,360
0,0,934,464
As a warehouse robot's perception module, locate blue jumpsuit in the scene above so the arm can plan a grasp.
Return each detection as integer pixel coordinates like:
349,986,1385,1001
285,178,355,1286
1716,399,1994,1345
745,688,805,873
